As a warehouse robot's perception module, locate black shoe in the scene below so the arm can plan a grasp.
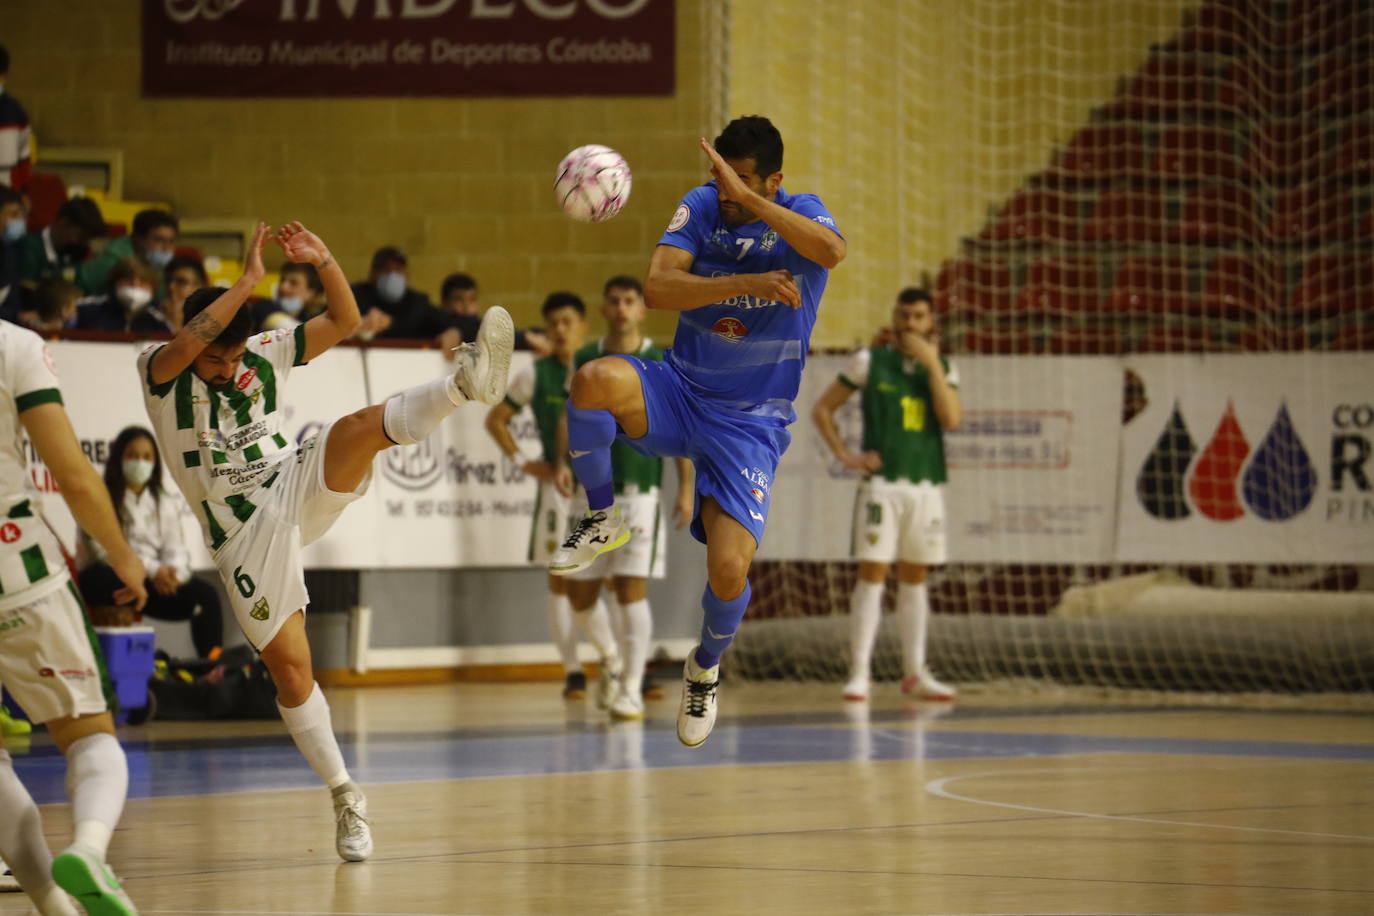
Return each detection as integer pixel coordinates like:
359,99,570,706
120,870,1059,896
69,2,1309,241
562,671,587,699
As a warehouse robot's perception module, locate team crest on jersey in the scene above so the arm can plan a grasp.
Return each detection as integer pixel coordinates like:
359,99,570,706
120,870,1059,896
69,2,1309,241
866,533,879,545
236,367,258,391
0,522,20,543
249,597,271,621
711,317,749,341
258,333,274,344
760,229,779,252
667,204,690,232
749,487,765,504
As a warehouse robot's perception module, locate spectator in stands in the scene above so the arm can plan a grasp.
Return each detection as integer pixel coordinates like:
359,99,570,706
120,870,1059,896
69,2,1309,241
78,426,223,658
17,195,105,286
0,185,26,318
0,45,32,193
19,278,79,332
439,272,481,317
351,245,459,343
78,208,179,297
72,258,173,333
254,261,326,331
161,255,207,331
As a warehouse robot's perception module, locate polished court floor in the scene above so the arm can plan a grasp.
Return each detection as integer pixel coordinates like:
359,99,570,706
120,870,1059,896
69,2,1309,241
3,681,1372,915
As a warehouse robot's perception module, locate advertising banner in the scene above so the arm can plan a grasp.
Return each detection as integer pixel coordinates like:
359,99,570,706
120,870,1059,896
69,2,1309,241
143,0,675,98
1117,353,1374,563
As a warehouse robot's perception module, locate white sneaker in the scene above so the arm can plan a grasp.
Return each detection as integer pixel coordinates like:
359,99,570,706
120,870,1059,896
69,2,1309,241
901,667,957,701
451,306,514,405
610,684,645,721
676,650,719,748
841,673,870,702
549,506,630,576
333,789,373,862
0,856,18,892
595,655,623,711
51,843,138,915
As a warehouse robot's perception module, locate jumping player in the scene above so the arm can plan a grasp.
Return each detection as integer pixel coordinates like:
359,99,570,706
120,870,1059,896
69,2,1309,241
138,222,512,861
550,116,845,747
812,287,961,702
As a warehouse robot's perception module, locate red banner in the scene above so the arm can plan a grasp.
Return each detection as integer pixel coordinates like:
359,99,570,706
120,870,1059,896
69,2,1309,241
142,0,674,97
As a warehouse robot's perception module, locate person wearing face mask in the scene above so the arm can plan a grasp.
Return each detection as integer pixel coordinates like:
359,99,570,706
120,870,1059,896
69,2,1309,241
350,245,464,343
77,208,179,298
73,258,173,333
77,426,224,659
254,261,326,331
0,186,27,320
0,44,32,193
16,195,106,287
160,255,207,332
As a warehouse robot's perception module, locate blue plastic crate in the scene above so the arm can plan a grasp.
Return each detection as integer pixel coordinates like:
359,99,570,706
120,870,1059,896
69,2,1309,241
95,626,156,712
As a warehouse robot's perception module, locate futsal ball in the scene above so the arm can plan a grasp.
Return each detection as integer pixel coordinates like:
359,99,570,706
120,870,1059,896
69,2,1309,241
555,145,632,222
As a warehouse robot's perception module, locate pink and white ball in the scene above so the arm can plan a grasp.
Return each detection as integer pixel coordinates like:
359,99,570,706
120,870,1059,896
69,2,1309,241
555,145,632,222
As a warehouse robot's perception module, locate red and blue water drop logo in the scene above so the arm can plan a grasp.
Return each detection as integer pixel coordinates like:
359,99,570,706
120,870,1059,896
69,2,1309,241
1188,401,1249,521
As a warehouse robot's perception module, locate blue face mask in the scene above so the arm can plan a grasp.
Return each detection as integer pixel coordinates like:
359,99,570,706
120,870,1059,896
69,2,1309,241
4,217,25,243
278,295,305,317
376,271,407,304
146,247,174,269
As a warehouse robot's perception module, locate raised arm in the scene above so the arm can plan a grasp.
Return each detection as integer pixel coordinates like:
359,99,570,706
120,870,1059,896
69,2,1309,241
22,403,147,610
484,401,522,462
644,244,802,312
277,221,362,362
812,378,881,473
148,222,269,386
906,333,962,430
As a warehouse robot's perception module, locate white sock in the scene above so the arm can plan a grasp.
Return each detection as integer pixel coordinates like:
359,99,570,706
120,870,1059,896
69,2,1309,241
64,733,127,862
0,748,68,911
896,582,930,676
604,593,625,648
547,592,580,674
383,377,463,445
617,598,652,696
278,682,350,789
572,599,619,661
848,580,884,679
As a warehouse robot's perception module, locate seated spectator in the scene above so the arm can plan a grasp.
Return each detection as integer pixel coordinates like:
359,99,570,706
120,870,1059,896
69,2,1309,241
0,44,32,192
72,257,173,333
351,245,459,343
18,278,79,332
439,272,481,317
254,261,326,331
78,207,178,296
78,426,223,658
160,255,207,331
17,195,105,286
0,185,26,318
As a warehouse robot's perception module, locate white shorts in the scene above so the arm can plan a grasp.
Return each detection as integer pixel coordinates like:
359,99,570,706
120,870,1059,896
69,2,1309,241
851,479,947,565
568,489,667,581
0,577,108,724
528,482,572,566
212,422,370,650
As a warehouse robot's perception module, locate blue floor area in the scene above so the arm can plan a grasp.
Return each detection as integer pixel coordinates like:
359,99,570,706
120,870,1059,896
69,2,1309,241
8,709,1372,805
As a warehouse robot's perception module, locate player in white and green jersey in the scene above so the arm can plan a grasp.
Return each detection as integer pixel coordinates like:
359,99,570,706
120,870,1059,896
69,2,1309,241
0,319,150,914
484,291,619,704
138,222,513,865
812,287,962,703
562,276,694,721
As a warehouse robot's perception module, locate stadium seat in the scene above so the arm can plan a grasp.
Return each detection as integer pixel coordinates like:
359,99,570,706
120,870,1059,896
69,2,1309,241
24,172,69,232
1307,54,1374,115
1104,257,1194,316
1104,55,1221,119
1137,322,1219,353
939,259,1016,314
1047,326,1124,355
962,327,1033,355
1176,3,1269,54
1265,185,1354,244
981,189,1083,243
1048,124,1149,184
1246,120,1326,183
1328,322,1374,352
1221,59,1303,117
1288,254,1361,321
1153,126,1248,181
1198,256,1279,321
1281,2,1373,53
1172,185,1259,245
1331,122,1373,178
1085,189,1169,244
1014,257,1102,315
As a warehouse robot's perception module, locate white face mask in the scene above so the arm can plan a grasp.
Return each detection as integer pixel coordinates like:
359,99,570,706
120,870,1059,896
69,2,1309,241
278,295,305,316
376,271,407,304
4,217,25,243
122,458,155,487
116,285,154,311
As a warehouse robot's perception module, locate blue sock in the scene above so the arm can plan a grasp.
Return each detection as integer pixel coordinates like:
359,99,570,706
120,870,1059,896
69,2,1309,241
694,581,752,670
566,404,617,510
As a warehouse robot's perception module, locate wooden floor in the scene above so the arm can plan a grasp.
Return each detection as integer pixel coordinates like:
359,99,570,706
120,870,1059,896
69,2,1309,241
4,682,1372,915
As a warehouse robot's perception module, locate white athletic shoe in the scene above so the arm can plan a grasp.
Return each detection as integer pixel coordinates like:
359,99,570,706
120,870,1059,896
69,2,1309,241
595,655,624,711
676,650,719,748
451,305,514,406
549,506,630,576
51,843,138,915
333,789,374,862
901,667,958,701
609,683,645,721
841,673,870,702
0,856,18,892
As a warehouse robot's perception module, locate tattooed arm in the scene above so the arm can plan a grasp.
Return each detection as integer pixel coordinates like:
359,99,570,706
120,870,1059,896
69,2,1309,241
148,222,270,386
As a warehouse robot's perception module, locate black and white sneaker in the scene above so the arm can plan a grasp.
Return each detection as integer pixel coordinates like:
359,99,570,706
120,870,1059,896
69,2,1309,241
676,649,720,748
549,506,630,576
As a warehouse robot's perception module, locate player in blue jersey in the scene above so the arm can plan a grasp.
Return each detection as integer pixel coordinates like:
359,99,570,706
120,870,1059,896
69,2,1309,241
549,116,845,747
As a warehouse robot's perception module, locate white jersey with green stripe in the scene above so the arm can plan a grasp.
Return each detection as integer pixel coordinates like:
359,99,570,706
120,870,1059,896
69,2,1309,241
138,326,308,552
0,321,73,610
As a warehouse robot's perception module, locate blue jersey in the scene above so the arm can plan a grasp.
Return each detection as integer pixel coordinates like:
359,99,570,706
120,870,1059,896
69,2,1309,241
657,182,840,421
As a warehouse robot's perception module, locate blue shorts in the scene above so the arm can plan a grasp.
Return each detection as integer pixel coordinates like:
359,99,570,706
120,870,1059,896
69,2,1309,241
614,355,791,547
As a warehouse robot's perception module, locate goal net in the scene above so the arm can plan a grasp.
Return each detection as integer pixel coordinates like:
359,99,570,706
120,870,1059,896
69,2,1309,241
726,0,1374,697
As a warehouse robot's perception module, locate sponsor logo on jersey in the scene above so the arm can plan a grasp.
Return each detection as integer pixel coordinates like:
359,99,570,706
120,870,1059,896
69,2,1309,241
711,317,749,341
41,344,58,377
749,487,765,504
0,523,20,544
236,367,258,391
250,597,271,621
740,466,771,494
258,333,274,344
760,229,779,252
813,215,836,227
667,204,690,232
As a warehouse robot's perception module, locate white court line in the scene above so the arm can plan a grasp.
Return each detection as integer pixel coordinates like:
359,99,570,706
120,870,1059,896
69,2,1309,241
925,767,1374,842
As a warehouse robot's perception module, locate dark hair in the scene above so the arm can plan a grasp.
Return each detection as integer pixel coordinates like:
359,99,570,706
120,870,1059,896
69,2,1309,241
0,185,21,210
441,272,477,300
541,290,585,318
166,256,207,286
281,261,323,294
714,115,784,177
370,246,407,273
0,45,9,76
56,197,107,239
132,209,178,238
35,279,80,323
896,287,933,307
183,287,254,345
602,275,642,298
108,257,158,291
104,426,164,526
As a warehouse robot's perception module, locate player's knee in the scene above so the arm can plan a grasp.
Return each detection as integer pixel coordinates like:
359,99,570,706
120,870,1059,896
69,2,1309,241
570,358,627,409
264,655,313,704
708,556,751,600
